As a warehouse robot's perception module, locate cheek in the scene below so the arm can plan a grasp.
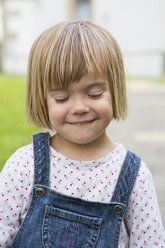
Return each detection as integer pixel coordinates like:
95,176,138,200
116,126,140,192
48,103,68,126
95,99,113,118
102,106,113,121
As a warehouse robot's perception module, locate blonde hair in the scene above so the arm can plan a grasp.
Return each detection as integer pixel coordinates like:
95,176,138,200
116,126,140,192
26,21,127,129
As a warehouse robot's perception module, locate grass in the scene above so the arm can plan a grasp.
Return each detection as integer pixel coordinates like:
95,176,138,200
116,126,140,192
155,76,165,84
0,74,40,171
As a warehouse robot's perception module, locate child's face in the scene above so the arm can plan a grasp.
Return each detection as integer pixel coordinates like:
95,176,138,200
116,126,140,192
46,73,113,145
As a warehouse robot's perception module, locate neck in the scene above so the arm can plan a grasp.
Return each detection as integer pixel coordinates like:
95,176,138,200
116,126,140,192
50,133,115,161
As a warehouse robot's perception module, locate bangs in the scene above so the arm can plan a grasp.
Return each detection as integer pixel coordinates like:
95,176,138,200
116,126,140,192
37,22,118,90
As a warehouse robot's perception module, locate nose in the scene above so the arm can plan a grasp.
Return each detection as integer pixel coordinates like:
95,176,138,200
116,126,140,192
70,97,89,114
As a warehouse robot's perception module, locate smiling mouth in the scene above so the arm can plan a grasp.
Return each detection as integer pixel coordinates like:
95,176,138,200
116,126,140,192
68,119,97,126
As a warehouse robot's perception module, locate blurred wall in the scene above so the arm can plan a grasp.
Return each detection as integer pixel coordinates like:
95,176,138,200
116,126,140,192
93,0,165,78
1,0,69,74
0,0,165,77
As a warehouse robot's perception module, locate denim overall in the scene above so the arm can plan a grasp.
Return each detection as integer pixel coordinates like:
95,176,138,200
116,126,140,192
12,132,141,248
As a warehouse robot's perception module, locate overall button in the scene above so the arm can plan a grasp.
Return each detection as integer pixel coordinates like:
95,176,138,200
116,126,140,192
114,205,123,214
35,188,44,198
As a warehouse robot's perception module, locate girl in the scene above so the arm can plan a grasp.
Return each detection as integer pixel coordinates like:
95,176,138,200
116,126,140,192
0,21,165,248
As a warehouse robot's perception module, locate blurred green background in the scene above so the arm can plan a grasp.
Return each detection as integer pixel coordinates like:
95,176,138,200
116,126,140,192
0,74,40,171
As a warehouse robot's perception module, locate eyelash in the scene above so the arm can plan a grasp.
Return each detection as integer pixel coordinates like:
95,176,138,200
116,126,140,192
55,98,69,103
55,93,103,103
88,93,103,99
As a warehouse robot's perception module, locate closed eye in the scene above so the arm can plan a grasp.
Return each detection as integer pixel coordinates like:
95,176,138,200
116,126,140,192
88,93,103,99
55,97,69,103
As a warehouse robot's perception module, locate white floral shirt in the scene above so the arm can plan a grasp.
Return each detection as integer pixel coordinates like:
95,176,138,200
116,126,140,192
0,143,165,247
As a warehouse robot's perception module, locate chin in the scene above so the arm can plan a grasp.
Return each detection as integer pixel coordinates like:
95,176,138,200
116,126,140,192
69,136,99,145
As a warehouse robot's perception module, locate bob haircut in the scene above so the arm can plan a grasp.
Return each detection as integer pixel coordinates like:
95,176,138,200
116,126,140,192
26,21,127,129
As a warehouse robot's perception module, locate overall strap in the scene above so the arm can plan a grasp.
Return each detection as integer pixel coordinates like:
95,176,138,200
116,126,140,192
33,132,50,186
111,151,141,206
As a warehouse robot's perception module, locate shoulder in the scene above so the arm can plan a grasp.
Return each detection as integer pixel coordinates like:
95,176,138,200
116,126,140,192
118,144,150,174
117,145,152,187
1,143,34,176
128,150,152,186
123,149,153,195
134,159,153,191
113,142,127,162
6,143,33,163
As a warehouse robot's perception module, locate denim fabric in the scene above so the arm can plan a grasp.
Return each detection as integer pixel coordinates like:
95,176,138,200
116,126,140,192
12,132,141,248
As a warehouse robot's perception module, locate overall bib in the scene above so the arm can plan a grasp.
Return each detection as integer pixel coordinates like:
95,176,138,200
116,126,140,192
12,132,141,248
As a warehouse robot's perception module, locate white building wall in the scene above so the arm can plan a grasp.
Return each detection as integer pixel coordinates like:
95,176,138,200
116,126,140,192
3,0,36,74
1,0,165,77
2,0,68,74
93,0,165,77
33,0,68,36
0,1,4,42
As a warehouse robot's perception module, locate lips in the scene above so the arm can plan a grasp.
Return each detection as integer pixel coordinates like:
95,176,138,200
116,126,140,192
67,119,97,126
